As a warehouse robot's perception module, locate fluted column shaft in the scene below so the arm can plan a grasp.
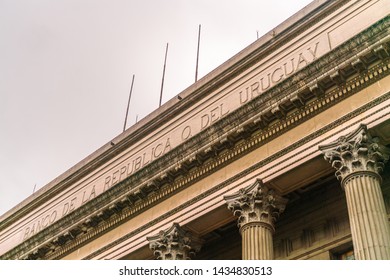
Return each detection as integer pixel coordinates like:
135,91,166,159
241,223,273,260
320,124,390,260
344,172,390,259
224,179,287,260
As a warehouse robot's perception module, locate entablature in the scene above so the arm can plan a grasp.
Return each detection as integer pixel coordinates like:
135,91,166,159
1,0,390,260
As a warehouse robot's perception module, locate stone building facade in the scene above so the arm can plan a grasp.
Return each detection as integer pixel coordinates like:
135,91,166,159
1,0,390,260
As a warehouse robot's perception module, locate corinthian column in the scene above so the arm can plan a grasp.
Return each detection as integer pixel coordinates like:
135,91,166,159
224,179,288,260
320,124,390,260
147,223,202,260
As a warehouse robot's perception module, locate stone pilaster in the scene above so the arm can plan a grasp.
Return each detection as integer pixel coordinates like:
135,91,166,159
147,223,202,260
319,124,390,259
224,179,288,260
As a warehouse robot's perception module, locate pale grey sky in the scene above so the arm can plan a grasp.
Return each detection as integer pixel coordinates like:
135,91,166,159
0,0,313,216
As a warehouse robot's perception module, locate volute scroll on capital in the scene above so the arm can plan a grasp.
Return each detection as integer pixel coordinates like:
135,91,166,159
224,179,288,233
319,124,390,185
146,223,202,260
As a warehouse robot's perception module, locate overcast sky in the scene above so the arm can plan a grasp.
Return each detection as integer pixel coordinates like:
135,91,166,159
0,0,313,216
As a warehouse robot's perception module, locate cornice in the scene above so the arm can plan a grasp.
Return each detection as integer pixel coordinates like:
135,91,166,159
2,17,389,258
2,14,390,260
0,0,345,228
84,90,390,260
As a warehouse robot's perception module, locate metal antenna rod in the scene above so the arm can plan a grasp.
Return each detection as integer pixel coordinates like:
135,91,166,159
33,183,37,194
195,24,201,82
123,74,135,132
159,43,169,107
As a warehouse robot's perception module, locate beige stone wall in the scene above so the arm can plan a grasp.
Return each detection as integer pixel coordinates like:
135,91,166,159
2,0,390,260
60,73,390,259
274,179,351,260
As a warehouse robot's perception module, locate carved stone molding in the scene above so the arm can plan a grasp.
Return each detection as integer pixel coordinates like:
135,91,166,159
319,124,390,185
225,179,288,259
224,179,288,233
320,124,390,260
3,17,389,260
146,223,202,260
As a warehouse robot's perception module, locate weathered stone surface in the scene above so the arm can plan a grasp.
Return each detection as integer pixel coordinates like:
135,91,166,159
320,124,390,184
225,179,287,232
147,223,202,260
320,124,390,260
225,179,287,259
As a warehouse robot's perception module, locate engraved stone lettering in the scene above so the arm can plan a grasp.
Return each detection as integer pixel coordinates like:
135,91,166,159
201,104,230,130
82,190,88,204
126,161,134,176
23,227,30,241
154,143,163,158
260,74,271,91
210,107,220,123
15,38,329,245
62,197,77,217
134,156,142,171
201,114,210,129
181,126,192,141
50,211,57,224
239,87,249,104
112,170,120,185
283,58,295,76
88,186,96,201
104,176,111,191
142,152,151,166
251,82,260,97
307,41,319,60
62,202,70,217
23,210,57,241
296,52,309,69
271,67,284,83
69,197,77,213
119,166,127,181
237,40,323,104
82,186,97,204
164,137,171,154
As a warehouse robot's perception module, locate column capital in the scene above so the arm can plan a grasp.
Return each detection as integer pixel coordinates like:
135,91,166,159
147,223,202,260
319,124,390,184
224,179,288,233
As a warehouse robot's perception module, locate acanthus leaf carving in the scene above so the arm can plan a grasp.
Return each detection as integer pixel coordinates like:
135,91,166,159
319,124,390,183
147,223,202,260
224,179,288,232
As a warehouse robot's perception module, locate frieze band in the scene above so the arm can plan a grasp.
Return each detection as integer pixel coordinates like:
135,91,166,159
1,0,390,261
